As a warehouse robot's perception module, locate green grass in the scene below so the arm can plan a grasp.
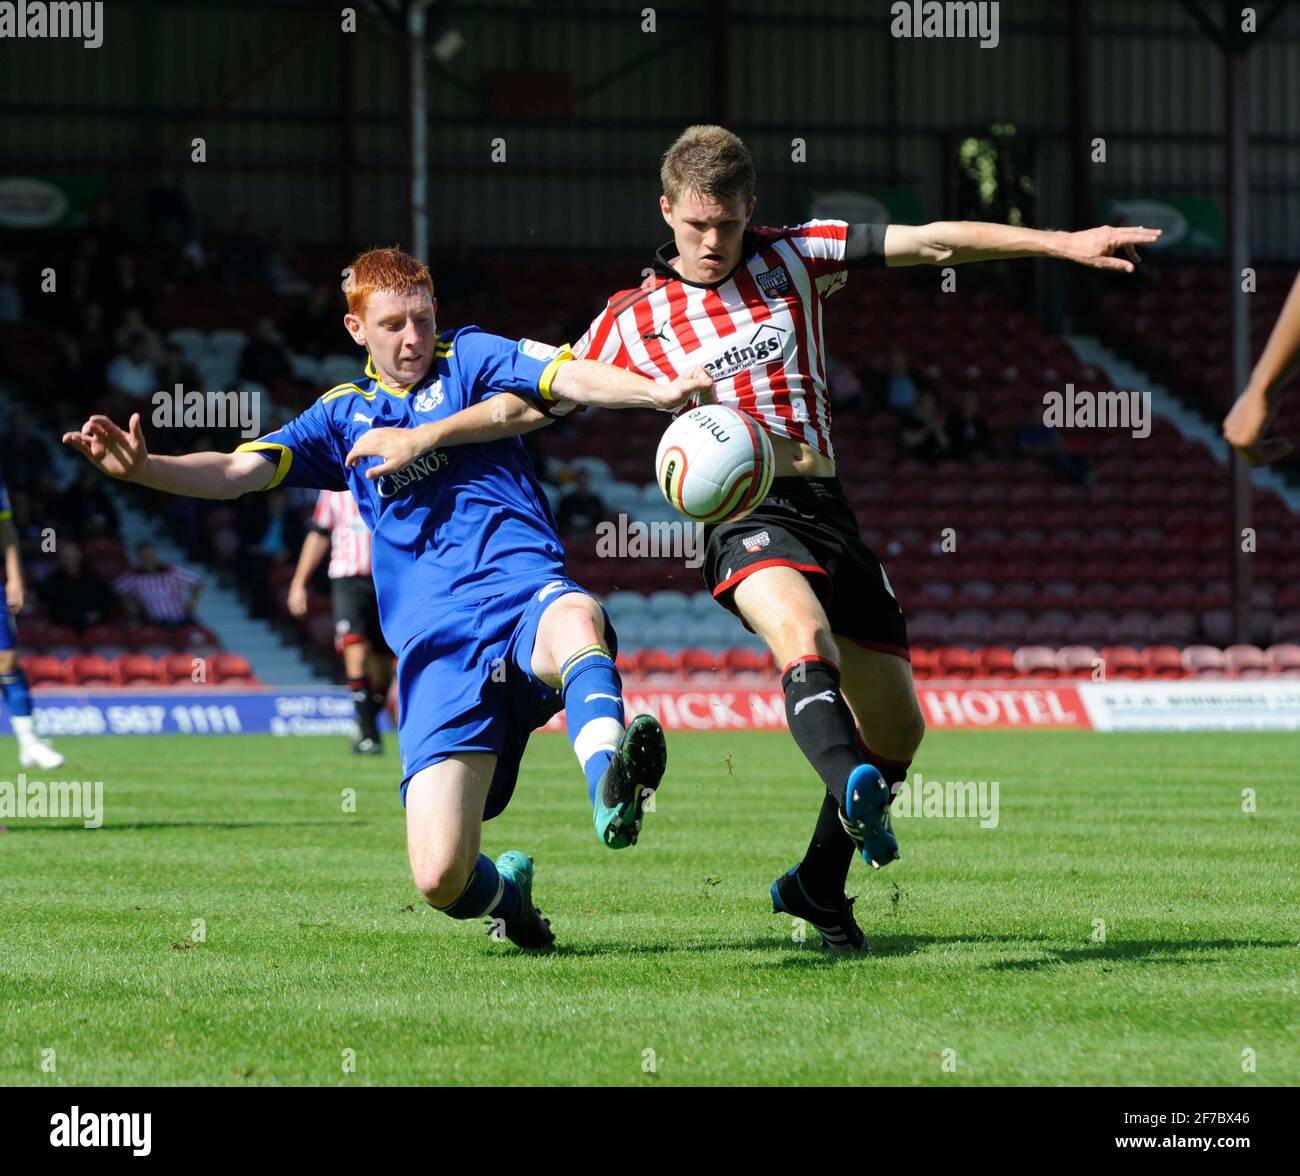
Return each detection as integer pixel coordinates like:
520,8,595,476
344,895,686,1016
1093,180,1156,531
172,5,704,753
1,730,1296,1086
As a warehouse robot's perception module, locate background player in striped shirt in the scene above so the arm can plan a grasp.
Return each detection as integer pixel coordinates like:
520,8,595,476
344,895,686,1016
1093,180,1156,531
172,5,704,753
288,489,394,755
571,125,1160,951
0,463,65,769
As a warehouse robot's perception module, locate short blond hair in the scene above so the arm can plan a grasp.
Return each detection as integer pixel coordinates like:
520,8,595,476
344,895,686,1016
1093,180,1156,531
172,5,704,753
660,125,756,207
341,246,433,317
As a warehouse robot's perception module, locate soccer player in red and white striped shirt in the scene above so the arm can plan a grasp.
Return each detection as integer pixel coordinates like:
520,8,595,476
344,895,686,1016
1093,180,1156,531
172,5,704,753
568,125,1160,951
288,489,393,754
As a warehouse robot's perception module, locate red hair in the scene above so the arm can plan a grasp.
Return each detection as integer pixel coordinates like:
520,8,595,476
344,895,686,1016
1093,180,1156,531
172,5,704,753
341,246,434,317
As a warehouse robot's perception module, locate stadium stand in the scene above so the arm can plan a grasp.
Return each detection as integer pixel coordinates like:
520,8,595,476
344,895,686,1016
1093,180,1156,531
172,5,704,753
3,205,1299,688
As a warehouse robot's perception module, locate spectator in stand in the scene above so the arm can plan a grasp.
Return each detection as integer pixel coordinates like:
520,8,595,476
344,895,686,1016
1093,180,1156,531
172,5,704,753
827,357,868,417
106,333,159,404
114,306,164,366
239,491,305,619
113,542,203,628
947,389,996,461
38,540,117,630
158,341,200,395
239,316,293,388
1015,400,1093,485
59,464,120,540
900,390,951,462
266,227,311,297
287,284,341,358
0,409,54,492
556,469,606,535
218,213,267,285
883,348,921,414
0,257,22,323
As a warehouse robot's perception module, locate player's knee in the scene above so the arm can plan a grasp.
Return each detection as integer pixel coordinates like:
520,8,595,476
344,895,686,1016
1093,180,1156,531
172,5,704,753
412,857,471,909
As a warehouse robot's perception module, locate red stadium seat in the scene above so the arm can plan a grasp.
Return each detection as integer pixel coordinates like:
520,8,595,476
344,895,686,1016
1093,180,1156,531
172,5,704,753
936,648,978,679
720,649,774,678
160,653,205,685
976,647,1017,679
675,648,719,679
115,654,163,686
1013,646,1059,678
1097,646,1143,679
1266,644,1300,674
21,655,73,687
1222,644,1268,674
1181,645,1227,677
210,653,255,684
637,650,676,679
68,654,117,686
1139,646,1185,679
1056,645,1100,679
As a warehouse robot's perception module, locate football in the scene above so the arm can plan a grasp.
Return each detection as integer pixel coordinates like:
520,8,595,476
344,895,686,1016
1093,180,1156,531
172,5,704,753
655,403,775,524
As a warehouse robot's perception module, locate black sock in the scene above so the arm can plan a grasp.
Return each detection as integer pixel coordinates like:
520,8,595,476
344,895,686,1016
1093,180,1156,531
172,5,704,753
781,656,862,807
350,678,378,740
798,792,857,902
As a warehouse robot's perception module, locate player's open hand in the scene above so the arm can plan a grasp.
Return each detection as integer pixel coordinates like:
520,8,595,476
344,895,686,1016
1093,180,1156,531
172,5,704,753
1059,225,1162,272
61,413,149,481
1223,386,1293,467
659,366,715,411
345,427,427,479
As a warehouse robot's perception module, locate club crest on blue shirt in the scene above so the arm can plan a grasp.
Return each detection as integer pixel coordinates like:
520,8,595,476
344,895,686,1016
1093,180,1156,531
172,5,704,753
413,383,444,413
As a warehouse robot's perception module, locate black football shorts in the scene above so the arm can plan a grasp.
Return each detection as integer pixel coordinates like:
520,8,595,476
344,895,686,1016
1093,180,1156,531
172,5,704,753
701,476,910,660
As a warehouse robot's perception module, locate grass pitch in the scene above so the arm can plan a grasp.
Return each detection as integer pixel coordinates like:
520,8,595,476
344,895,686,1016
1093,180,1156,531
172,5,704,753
1,730,1296,1086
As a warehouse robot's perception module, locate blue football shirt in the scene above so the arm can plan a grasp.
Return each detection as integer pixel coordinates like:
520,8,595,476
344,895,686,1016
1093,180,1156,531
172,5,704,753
238,327,575,653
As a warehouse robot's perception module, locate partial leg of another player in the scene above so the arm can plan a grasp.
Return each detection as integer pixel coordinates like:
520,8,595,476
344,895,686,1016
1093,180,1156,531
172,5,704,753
530,591,665,848
341,636,382,755
0,646,63,769
405,751,553,950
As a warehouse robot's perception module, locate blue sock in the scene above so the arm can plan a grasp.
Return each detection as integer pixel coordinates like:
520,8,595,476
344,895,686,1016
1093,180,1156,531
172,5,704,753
559,646,625,805
1,669,33,718
442,854,521,923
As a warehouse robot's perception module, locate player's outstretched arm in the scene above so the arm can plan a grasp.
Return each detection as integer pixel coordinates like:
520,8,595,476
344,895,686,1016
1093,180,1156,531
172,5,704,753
345,392,551,479
1223,270,1300,467
883,222,1162,272
62,413,275,499
548,360,713,410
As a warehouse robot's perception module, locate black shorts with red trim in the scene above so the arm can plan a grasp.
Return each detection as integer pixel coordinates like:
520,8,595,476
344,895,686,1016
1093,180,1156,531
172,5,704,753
330,575,389,654
701,476,910,660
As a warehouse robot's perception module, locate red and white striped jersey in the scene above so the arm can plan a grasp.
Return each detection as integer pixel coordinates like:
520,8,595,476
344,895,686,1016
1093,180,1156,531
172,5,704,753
310,489,373,579
572,220,850,460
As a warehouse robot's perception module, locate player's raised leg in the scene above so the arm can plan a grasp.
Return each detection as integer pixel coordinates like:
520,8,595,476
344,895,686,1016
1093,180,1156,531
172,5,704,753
405,751,553,950
530,591,665,849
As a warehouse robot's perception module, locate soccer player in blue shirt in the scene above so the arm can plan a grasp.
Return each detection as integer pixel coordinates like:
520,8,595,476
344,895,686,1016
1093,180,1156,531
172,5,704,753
0,464,66,769
64,247,711,950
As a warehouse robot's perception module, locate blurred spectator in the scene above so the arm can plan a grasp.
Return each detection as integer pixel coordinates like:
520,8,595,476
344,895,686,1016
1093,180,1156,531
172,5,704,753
287,284,341,358
38,541,117,630
900,391,951,462
114,307,163,365
0,409,54,490
113,542,203,627
947,390,995,460
158,342,200,394
106,333,159,403
111,253,152,319
59,465,121,540
883,349,921,414
827,357,868,416
1015,400,1093,485
0,257,22,323
218,213,267,285
81,198,131,264
239,492,305,619
266,227,311,297
556,469,606,534
239,317,293,387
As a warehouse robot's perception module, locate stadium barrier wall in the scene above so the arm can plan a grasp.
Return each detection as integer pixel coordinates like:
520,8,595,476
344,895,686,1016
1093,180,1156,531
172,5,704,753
5,681,1300,736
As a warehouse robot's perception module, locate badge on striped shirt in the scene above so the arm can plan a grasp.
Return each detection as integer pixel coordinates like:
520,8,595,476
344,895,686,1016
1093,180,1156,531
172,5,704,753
756,265,792,297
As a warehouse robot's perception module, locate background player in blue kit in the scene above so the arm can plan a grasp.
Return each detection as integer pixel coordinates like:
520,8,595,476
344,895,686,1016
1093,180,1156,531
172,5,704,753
0,464,66,770
65,247,711,951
